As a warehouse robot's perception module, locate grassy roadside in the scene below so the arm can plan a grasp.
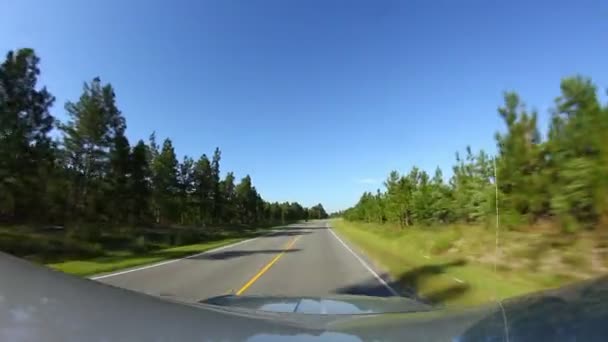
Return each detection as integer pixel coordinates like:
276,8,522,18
331,219,607,307
48,237,246,276
1,222,288,277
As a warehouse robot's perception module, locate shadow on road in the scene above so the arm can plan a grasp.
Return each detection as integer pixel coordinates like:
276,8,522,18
274,223,328,230
292,225,328,230
263,230,313,238
87,248,302,266
333,259,470,305
192,249,302,261
333,272,399,297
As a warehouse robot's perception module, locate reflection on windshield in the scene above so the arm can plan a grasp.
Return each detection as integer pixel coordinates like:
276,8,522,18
460,276,608,341
259,301,299,313
203,295,431,315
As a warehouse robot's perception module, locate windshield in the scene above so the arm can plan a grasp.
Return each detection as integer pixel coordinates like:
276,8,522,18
1,0,607,329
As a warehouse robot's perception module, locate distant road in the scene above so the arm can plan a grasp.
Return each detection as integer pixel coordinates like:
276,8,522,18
96,221,398,302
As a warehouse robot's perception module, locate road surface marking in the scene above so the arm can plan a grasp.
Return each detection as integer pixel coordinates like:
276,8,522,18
452,277,464,284
235,235,301,296
327,224,400,296
91,235,267,280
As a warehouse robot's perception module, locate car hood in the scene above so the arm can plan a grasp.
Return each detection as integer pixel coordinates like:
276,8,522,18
1,252,608,341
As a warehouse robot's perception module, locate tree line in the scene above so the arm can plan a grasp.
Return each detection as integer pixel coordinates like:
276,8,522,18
344,76,608,232
0,48,328,230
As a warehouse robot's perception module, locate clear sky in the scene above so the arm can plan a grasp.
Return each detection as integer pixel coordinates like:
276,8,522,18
3,0,607,212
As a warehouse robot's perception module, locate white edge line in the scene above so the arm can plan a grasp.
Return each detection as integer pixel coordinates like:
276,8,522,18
326,223,400,296
90,234,268,280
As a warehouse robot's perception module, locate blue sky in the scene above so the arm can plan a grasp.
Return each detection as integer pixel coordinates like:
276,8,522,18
3,1,607,212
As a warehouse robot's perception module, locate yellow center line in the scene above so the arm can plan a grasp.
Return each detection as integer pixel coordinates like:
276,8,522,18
235,235,301,296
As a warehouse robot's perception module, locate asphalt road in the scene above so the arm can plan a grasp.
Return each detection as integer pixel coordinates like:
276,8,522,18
96,221,398,302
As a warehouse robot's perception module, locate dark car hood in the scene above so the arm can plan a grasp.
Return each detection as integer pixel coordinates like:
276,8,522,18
1,252,608,341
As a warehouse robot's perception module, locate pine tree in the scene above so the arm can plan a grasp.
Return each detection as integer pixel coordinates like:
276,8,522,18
429,167,453,223
495,92,545,224
220,172,236,224
151,138,179,224
128,140,151,225
0,49,55,221
60,77,125,221
193,154,213,225
107,132,131,223
450,148,493,223
547,76,605,230
235,175,255,224
211,147,222,223
177,156,195,224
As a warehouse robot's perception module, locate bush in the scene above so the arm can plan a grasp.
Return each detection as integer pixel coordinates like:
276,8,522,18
0,231,104,261
66,223,103,242
131,236,148,253
62,238,103,257
174,230,199,246
497,210,526,230
560,215,580,234
561,253,586,268
431,229,462,254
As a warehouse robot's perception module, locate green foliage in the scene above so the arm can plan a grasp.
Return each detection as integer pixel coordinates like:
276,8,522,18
49,237,245,276
234,175,257,224
193,154,213,224
344,151,495,227
59,77,126,221
66,223,103,242
332,220,595,306
548,77,608,229
0,49,55,221
151,138,179,224
211,147,222,223
430,229,461,254
0,48,319,238
107,133,131,223
220,172,237,223
175,230,199,246
308,203,329,219
128,140,152,224
495,92,545,220
0,230,103,261
345,76,608,233
131,235,148,253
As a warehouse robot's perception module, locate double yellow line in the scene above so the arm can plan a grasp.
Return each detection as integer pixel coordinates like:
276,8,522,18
235,235,301,296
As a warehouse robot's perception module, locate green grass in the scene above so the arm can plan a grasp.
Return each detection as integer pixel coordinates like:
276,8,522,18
1,222,289,277
0,228,104,262
48,237,244,276
331,219,586,307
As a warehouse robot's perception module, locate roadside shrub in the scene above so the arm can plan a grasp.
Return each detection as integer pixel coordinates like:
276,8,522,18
561,253,586,268
66,223,103,242
560,215,580,234
175,230,199,246
0,231,103,261
497,210,526,231
131,236,148,253
60,237,103,257
431,229,462,254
